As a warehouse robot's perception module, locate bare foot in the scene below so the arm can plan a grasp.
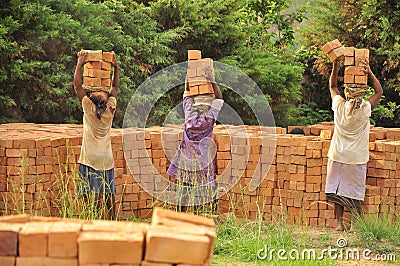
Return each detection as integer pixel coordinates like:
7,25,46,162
335,223,344,231
349,224,356,232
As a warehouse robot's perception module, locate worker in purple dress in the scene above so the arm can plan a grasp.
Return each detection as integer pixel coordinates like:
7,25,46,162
167,67,223,211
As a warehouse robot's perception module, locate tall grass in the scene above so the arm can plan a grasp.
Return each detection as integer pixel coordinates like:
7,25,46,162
353,211,400,250
1,143,121,220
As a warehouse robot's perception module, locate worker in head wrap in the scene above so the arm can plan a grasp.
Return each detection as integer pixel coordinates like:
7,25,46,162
325,58,383,231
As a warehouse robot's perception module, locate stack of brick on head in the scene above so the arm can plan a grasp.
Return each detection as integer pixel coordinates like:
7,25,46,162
322,40,383,231
74,49,120,220
166,50,224,213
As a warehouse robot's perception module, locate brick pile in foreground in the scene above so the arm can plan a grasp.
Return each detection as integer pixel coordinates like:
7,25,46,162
0,207,215,266
1,123,400,227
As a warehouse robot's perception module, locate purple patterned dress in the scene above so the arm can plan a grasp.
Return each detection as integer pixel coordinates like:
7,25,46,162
167,96,222,187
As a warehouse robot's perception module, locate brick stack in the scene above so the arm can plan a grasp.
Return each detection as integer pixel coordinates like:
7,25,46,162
145,207,215,265
368,140,400,219
0,208,215,266
83,50,114,89
1,123,400,227
322,40,370,88
187,50,214,96
343,47,369,85
120,127,153,219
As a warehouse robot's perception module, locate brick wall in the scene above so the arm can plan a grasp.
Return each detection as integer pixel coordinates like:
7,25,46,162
0,123,399,227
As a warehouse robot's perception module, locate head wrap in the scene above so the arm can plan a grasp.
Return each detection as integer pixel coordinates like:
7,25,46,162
344,84,367,115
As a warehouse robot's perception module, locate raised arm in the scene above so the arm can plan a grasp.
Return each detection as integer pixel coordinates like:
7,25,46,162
206,66,222,99
74,50,87,102
329,60,340,99
109,52,119,98
361,59,383,109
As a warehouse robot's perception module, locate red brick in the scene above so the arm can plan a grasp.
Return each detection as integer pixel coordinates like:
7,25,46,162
344,47,355,57
145,226,210,265
345,66,364,75
188,50,202,61
0,257,15,266
142,261,172,266
344,74,354,84
85,50,102,61
78,231,144,264
85,61,102,69
15,257,78,266
102,51,114,62
344,56,354,66
355,48,369,66
0,223,22,256
355,75,368,84
101,61,112,71
327,47,344,62
48,221,82,258
83,77,102,87
19,222,52,257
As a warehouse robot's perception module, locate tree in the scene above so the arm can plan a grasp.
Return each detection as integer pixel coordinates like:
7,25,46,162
220,47,304,127
148,0,245,62
243,0,308,49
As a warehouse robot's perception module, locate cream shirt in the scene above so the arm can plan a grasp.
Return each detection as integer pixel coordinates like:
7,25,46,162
328,95,371,164
78,96,116,170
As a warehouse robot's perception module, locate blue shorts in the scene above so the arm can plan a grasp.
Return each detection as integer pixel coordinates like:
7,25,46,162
78,164,116,194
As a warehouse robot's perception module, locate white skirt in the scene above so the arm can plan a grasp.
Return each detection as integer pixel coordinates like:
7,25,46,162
325,159,367,201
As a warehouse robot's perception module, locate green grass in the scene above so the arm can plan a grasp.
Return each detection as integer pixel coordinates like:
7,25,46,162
213,217,336,265
353,212,400,256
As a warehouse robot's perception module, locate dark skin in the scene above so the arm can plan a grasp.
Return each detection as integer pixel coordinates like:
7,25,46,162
329,58,383,231
74,50,119,220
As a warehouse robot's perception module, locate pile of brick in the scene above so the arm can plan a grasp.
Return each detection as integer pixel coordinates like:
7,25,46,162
0,207,215,266
343,47,369,85
83,50,114,89
322,39,370,85
1,123,399,227
186,50,215,96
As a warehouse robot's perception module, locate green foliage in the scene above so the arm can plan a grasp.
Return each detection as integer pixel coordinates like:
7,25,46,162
148,0,245,62
220,47,304,127
0,0,184,126
0,0,310,127
243,0,309,49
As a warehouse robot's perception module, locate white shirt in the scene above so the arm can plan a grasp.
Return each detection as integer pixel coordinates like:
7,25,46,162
327,95,371,164
78,96,116,170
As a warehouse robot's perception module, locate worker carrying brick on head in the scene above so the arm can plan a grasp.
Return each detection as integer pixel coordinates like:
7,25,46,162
167,67,223,213
74,50,120,220
325,58,382,231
